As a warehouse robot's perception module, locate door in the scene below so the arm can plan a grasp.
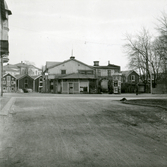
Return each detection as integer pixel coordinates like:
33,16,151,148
69,83,73,94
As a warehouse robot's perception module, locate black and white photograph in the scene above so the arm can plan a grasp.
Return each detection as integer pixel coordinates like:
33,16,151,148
0,0,167,166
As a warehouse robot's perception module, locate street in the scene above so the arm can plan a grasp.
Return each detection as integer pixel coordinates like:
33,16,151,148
0,94,167,167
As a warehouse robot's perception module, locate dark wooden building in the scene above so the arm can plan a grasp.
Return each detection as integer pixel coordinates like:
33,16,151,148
16,74,34,90
3,73,17,92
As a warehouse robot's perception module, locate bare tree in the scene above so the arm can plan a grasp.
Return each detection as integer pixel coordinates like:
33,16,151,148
124,28,153,92
157,12,167,72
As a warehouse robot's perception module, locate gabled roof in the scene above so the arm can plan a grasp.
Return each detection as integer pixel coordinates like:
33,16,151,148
121,70,138,77
3,73,17,78
46,61,62,68
15,74,34,80
30,75,42,80
3,64,19,71
48,58,94,70
15,62,29,67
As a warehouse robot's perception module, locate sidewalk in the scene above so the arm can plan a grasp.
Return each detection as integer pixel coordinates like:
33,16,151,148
0,96,12,112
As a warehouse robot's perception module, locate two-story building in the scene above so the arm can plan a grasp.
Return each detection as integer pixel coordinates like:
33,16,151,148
92,61,121,93
43,56,96,94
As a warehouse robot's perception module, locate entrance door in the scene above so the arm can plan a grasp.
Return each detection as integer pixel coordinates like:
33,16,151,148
69,83,73,94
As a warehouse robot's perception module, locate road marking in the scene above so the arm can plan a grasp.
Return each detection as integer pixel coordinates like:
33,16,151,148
0,97,16,116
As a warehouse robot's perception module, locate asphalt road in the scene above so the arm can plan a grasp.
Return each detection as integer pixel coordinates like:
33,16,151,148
0,94,167,167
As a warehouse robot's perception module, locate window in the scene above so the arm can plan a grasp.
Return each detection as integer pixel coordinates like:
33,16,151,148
7,76,10,81
79,70,93,74
24,79,28,88
108,70,111,76
98,70,101,76
61,70,66,74
131,75,135,81
114,81,118,87
11,81,15,85
86,71,93,75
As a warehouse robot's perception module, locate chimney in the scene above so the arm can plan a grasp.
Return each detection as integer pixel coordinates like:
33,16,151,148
108,61,110,65
93,61,99,66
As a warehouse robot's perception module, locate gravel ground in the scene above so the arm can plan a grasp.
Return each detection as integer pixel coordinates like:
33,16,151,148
0,96,167,167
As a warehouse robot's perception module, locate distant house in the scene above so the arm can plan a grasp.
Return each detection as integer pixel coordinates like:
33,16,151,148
3,62,42,92
121,70,140,93
3,73,17,93
43,56,96,94
3,61,42,76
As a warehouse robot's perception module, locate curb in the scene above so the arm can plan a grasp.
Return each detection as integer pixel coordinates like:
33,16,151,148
0,97,16,116
122,101,167,110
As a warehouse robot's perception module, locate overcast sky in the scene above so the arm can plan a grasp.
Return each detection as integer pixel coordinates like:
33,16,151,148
6,0,167,70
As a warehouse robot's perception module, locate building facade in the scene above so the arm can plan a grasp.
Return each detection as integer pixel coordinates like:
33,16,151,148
92,61,121,93
121,70,140,93
3,73,16,92
43,56,96,94
0,0,12,96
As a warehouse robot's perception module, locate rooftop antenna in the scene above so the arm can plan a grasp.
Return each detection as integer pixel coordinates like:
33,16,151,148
71,48,73,57
70,47,75,59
